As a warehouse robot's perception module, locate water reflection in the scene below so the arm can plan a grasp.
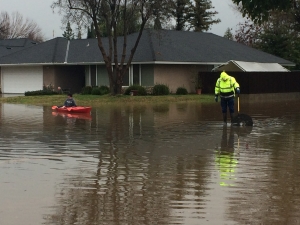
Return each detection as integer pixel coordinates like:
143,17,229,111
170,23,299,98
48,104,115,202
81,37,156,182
215,126,238,187
52,111,92,120
1,100,300,224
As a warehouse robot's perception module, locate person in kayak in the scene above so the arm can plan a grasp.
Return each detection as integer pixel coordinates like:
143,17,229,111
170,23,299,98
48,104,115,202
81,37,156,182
63,93,77,107
214,71,240,124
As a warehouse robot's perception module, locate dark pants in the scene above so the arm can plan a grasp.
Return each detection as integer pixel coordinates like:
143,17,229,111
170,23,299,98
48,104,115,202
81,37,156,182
221,97,234,114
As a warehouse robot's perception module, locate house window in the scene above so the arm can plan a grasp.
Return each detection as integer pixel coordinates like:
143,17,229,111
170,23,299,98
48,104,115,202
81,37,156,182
85,65,97,86
97,65,109,86
122,67,130,86
111,65,140,87
141,64,154,86
133,64,140,85
90,65,97,86
85,66,90,86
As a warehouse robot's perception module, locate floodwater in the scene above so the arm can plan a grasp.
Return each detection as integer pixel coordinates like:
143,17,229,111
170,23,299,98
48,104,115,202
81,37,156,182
1,98,300,225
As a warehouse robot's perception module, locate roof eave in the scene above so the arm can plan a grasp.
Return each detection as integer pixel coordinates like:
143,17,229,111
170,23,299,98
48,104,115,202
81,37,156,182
0,61,295,67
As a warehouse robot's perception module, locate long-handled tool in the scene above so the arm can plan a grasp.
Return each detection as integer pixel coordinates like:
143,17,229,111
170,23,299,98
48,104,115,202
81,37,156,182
232,95,253,126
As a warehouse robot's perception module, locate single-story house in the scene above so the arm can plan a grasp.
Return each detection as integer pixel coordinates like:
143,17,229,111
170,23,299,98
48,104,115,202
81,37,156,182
0,29,295,94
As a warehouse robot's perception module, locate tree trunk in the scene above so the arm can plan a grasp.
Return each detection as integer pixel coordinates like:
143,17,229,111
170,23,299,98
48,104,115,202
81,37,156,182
108,67,124,95
115,69,124,95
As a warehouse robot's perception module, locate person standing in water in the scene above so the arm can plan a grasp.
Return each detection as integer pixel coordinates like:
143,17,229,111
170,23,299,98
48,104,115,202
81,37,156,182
214,71,240,124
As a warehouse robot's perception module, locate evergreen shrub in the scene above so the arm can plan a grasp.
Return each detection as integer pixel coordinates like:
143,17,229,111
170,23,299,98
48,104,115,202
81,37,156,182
91,85,109,95
81,86,92,95
91,87,101,95
176,87,188,95
99,85,110,95
124,84,147,96
152,84,170,95
25,90,59,96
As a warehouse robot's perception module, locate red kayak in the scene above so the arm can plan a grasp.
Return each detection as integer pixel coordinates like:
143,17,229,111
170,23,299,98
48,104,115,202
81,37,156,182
52,106,92,114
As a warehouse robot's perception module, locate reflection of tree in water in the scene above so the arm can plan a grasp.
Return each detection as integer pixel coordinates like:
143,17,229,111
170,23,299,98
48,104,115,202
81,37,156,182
44,146,171,225
106,107,126,141
43,107,167,224
43,104,217,224
44,151,211,225
44,108,211,224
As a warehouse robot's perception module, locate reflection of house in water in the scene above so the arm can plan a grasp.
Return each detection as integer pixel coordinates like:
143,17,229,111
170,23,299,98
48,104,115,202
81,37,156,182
3,100,300,224
0,102,229,153
0,103,93,153
1,103,44,131
78,103,225,154
40,104,223,225
0,104,45,154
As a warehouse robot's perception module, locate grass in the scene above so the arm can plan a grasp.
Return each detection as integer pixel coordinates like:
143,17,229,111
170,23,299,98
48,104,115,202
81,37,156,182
0,94,214,106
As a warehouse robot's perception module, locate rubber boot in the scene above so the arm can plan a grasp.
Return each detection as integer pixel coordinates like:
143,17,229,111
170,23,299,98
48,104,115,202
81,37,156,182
230,113,238,126
223,113,227,125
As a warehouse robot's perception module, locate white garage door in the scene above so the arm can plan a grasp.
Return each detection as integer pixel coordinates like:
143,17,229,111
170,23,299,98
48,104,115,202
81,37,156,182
2,66,43,94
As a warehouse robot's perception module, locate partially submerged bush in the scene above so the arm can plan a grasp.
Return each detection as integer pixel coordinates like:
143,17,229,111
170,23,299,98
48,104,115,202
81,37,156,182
91,86,110,95
152,84,170,95
99,85,110,95
124,84,147,96
176,87,188,95
81,86,92,95
91,87,101,95
25,89,58,96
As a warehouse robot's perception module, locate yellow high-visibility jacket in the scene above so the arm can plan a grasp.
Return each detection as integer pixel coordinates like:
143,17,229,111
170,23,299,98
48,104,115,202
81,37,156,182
215,71,240,98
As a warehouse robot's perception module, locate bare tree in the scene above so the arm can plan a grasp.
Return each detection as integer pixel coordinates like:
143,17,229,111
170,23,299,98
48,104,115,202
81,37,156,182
52,0,172,95
0,11,44,42
0,12,9,39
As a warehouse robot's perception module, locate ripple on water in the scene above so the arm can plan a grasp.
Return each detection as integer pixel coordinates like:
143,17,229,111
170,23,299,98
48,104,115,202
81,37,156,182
1,102,300,225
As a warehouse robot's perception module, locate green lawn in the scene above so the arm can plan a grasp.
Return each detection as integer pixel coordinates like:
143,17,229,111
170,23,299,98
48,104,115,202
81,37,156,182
0,94,214,106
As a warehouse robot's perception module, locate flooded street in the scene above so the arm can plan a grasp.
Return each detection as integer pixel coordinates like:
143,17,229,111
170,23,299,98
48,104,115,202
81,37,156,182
1,99,300,225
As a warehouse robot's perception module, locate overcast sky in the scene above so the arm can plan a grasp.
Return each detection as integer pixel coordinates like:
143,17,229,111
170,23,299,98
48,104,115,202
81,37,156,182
1,0,244,40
